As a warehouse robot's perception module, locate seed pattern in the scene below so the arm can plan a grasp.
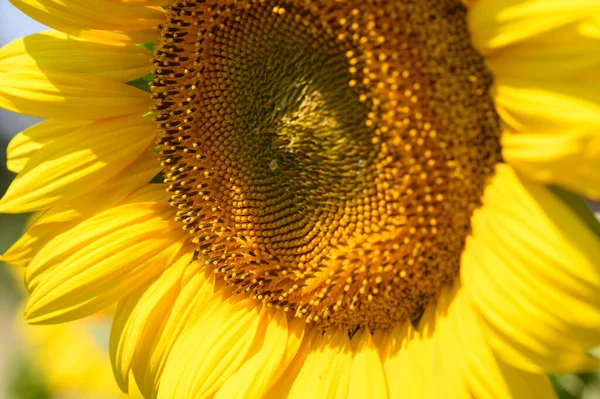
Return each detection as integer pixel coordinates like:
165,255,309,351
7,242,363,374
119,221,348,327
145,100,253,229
152,0,501,330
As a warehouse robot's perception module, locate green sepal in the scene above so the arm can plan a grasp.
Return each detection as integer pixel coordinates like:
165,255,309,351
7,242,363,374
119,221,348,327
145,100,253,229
150,172,165,184
138,42,156,53
126,74,155,93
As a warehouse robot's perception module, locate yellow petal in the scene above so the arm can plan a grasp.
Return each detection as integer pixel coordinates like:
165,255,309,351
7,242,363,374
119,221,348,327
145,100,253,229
493,78,600,199
462,163,600,373
482,21,600,82
110,250,193,392
422,285,470,399
468,2,600,198
0,30,152,82
1,225,46,268
375,281,554,399
110,0,168,5
6,119,90,174
24,186,171,288
348,329,389,399
123,184,171,204
453,284,555,399
468,0,600,53
36,151,160,226
157,294,262,399
261,326,318,398
132,264,216,399
0,70,151,119
503,130,600,200
1,150,160,267
10,0,162,44
288,329,353,399
0,114,155,213
24,202,185,323
374,324,420,399
493,75,600,199
493,78,600,135
407,308,439,399
214,310,302,399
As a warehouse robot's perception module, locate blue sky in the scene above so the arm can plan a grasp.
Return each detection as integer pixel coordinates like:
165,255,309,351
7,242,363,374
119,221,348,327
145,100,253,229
0,2,45,46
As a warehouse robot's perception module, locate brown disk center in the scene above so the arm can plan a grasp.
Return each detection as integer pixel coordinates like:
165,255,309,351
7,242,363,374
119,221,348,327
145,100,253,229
152,0,502,330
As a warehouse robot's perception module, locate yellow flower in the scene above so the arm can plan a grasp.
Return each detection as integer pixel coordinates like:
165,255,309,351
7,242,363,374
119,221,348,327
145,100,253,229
1,0,599,398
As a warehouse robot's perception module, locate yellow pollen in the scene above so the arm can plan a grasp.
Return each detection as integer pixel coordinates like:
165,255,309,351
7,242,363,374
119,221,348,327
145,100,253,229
153,0,501,331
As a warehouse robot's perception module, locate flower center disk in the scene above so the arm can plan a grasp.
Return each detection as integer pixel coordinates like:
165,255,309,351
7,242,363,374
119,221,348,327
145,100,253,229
153,0,501,330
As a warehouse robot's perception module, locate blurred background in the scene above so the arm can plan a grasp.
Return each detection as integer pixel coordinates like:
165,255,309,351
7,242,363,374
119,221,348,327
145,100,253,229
0,2,600,398
0,2,46,398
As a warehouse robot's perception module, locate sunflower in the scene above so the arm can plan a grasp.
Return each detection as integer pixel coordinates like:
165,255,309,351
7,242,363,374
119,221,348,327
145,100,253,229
0,0,599,398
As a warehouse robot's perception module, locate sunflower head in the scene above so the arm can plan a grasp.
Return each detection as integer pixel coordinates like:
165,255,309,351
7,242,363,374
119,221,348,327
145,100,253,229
153,0,501,330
